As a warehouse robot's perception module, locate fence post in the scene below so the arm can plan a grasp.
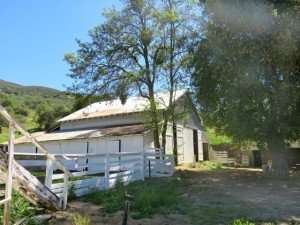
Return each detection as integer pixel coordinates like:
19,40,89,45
140,151,145,181
62,172,69,210
3,122,14,225
104,154,110,189
159,148,163,161
45,157,54,189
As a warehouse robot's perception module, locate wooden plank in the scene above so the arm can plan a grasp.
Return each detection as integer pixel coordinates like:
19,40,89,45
108,169,140,179
14,153,47,161
63,173,68,210
0,198,11,205
51,177,105,190
104,154,109,189
109,163,142,171
0,149,62,210
4,122,14,225
45,158,54,188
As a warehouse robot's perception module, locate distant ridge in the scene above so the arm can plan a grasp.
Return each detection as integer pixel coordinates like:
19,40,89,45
0,79,64,93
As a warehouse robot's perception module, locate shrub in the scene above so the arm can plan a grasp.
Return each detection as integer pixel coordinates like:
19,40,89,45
231,218,255,225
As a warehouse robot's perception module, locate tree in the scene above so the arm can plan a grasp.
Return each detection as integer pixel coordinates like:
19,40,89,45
36,104,70,130
72,93,113,111
65,0,199,153
191,0,300,175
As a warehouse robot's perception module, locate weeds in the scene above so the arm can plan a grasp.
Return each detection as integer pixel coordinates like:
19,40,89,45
0,191,36,224
81,177,182,219
68,184,77,201
231,218,255,225
188,161,225,170
73,213,91,225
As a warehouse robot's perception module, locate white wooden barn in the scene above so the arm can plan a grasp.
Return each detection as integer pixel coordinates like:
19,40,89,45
13,90,209,164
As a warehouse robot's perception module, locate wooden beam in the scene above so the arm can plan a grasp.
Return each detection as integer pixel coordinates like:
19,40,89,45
3,122,14,225
0,148,63,210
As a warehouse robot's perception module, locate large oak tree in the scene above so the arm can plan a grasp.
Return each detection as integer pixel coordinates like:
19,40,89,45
191,0,300,175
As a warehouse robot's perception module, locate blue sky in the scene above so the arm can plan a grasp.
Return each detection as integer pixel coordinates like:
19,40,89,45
0,0,122,90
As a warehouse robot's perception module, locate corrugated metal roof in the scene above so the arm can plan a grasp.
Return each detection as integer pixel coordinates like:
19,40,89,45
58,90,186,122
14,124,150,144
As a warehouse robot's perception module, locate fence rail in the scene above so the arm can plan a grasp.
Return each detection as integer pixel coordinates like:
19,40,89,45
210,151,235,164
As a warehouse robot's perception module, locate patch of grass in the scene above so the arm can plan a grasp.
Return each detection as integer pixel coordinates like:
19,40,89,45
0,191,37,224
24,218,47,225
188,161,225,170
189,205,223,225
68,184,77,201
81,178,183,219
73,213,91,225
231,218,255,225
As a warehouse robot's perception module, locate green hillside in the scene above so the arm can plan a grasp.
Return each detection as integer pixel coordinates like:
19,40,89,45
0,79,74,142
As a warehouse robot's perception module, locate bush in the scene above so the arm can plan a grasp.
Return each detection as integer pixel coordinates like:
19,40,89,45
231,218,255,225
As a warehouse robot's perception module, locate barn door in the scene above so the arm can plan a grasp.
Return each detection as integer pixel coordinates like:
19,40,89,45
193,130,199,162
183,127,194,163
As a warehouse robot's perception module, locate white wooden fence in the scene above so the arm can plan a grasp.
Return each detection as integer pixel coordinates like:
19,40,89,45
14,148,174,205
144,148,174,177
49,152,145,198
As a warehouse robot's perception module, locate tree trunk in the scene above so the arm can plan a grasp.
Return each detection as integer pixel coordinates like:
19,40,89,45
161,117,168,153
270,151,289,176
149,93,161,149
267,139,289,176
172,120,178,166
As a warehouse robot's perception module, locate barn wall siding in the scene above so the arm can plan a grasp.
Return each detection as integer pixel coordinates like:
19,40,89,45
14,135,144,167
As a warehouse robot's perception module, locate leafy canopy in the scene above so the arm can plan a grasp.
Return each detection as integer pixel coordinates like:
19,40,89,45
191,0,300,150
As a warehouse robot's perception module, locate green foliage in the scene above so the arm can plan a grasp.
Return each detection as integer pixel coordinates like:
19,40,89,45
231,218,255,225
191,1,300,152
0,192,36,224
65,0,201,149
188,161,224,170
72,93,113,111
205,128,232,146
68,184,77,201
36,104,71,130
0,79,74,142
24,218,47,225
73,214,91,225
82,178,181,218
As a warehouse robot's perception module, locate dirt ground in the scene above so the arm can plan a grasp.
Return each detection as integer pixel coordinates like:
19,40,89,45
48,168,300,225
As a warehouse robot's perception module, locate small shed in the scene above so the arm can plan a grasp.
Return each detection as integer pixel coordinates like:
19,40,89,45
12,90,209,164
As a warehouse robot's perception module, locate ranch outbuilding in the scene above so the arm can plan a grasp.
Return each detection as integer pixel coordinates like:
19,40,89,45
13,90,209,164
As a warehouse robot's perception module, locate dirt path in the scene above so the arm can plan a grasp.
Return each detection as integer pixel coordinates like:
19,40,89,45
48,201,189,225
177,168,300,224
48,169,300,225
